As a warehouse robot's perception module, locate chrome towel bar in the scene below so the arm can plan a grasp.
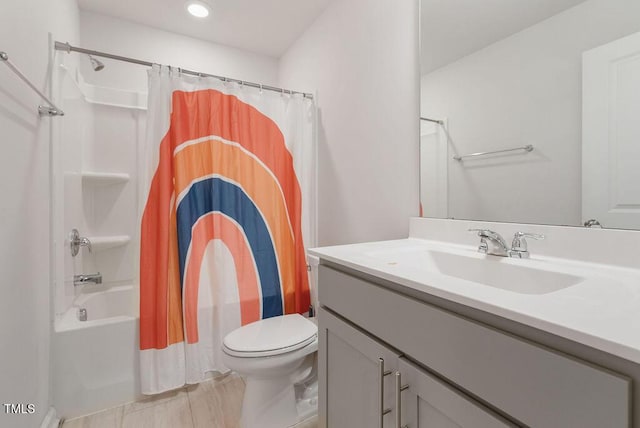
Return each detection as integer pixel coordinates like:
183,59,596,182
0,51,64,116
420,116,443,125
454,144,533,161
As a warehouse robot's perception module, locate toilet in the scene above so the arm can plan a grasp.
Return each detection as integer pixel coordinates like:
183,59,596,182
222,313,318,428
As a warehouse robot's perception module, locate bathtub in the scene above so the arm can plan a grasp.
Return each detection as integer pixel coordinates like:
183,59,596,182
52,284,142,419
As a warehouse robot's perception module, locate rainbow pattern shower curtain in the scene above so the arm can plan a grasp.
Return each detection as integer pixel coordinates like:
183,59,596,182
139,66,314,394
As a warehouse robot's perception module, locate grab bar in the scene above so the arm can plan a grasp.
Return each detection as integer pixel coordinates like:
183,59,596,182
454,144,533,161
0,51,64,116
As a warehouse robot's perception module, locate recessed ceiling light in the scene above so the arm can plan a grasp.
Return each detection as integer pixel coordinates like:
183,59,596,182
186,1,210,18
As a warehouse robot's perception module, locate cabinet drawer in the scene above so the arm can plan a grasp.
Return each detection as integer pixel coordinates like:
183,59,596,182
319,265,631,427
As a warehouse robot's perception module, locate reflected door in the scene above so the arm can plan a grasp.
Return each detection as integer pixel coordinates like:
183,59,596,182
583,32,640,229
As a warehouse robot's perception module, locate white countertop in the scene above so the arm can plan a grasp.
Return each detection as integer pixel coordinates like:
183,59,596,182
309,237,640,365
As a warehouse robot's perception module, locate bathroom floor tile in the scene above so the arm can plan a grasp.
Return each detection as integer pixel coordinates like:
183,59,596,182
122,386,188,414
62,372,314,428
121,395,193,428
188,373,245,428
186,372,243,396
62,406,123,428
291,414,319,428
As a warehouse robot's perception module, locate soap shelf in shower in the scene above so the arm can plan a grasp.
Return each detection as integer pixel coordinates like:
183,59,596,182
88,235,131,252
81,172,130,186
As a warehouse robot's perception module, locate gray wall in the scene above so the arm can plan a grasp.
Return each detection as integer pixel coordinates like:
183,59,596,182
0,1,79,427
279,0,421,246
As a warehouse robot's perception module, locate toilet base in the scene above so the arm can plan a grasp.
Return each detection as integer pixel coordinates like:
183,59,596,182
241,376,298,428
239,360,318,428
295,379,318,422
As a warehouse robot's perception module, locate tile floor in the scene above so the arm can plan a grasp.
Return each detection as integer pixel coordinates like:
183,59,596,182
61,373,318,428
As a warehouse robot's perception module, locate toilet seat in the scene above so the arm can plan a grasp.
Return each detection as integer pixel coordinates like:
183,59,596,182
223,314,318,358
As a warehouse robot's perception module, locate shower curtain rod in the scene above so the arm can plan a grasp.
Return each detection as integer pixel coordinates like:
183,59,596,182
54,41,314,99
420,117,443,125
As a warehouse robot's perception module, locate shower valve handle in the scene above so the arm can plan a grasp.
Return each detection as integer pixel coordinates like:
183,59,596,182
70,229,92,257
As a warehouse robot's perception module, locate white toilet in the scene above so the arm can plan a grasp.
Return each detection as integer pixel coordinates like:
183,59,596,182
222,313,318,428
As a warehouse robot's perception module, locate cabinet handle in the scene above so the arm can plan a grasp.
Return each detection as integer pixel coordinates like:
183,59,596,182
378,358,392,427
395,371,410,428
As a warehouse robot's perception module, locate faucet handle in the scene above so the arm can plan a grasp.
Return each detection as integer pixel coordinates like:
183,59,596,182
70,229,92,257
468,228,496,237
510,232,545,258
513,231,545,243
468,229,490,253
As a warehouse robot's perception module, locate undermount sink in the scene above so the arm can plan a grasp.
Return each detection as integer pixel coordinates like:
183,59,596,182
365,246,583,295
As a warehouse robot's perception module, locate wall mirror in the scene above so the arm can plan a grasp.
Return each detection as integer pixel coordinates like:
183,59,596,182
419,0,640,230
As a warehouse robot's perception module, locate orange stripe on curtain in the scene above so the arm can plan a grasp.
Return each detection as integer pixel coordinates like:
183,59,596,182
140,135,182,350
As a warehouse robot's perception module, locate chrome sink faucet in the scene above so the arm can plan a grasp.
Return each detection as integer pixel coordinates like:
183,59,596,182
469,229,510,257
469,229,545,258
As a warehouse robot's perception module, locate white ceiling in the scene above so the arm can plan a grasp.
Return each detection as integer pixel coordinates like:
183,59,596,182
421,0,589,74
78,0,332,58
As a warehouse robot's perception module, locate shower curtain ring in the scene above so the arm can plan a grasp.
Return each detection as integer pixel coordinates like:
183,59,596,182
259,84,263,94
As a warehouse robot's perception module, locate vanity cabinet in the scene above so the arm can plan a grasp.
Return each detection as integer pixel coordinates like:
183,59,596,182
320,307,514,428
319,307,400,427
317,264,631,427
398,357,515,428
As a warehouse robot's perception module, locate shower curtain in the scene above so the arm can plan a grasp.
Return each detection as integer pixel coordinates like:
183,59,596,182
139,65,314,394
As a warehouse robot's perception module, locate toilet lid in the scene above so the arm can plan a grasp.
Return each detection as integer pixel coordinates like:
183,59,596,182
223,314,317,357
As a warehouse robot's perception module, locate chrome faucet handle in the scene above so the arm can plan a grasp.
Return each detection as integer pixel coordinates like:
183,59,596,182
468,229,509,256
70,229,92,257
509,232,545,259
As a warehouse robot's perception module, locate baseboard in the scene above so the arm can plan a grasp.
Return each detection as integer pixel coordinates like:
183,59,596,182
40,407,61,428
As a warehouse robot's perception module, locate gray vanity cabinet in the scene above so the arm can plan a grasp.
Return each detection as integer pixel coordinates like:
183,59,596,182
319,307,512,428
317,263,631,428
398,358,515,428
318,307,400,428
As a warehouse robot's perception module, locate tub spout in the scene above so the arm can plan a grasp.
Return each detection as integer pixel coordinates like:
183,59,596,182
74,272,102,286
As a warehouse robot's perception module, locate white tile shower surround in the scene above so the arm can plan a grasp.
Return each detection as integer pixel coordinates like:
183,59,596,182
61,373,318,428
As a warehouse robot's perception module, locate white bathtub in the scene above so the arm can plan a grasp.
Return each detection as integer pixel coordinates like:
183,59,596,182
52,285,142,419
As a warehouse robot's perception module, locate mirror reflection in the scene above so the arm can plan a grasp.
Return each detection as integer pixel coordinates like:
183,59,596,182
419,0,640,230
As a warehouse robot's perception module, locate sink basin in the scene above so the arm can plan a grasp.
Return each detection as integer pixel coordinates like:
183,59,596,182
428,251,582,294
365,246,583,295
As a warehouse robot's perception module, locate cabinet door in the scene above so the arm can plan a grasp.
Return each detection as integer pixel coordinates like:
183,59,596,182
318,307,400,428
398,358,517,428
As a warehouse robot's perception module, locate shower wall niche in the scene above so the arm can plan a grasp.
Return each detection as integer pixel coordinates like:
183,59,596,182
52,59,146,319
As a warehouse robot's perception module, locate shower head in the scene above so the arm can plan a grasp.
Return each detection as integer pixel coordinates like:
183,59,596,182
88,55,104,71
